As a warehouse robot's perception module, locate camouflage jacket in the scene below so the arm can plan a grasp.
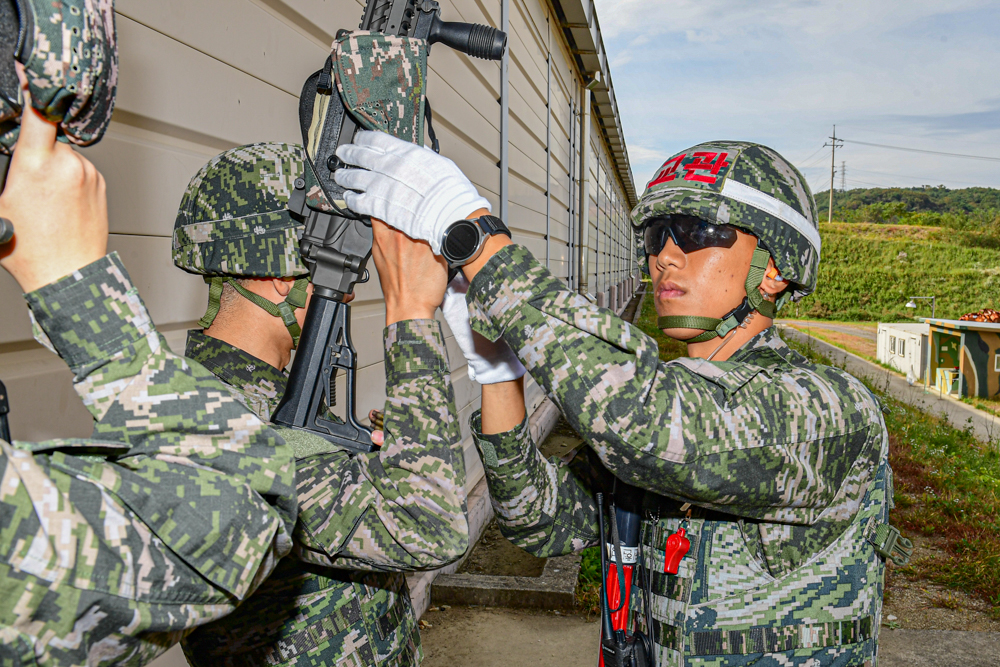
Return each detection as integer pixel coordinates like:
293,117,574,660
183,331,343,426
467,245,885,575
180,321,468,667
184,330,293,422
0,253,297,667
468,245,894,664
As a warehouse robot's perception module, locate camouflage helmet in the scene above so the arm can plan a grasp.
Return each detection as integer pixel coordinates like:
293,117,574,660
173,142,315,346
173,142,312,278
0,0,119,153
631,141,820,305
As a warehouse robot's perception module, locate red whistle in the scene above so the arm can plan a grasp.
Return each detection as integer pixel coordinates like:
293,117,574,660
664,527,690,574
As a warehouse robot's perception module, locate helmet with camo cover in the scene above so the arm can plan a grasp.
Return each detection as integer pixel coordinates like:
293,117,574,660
631,141,820,341
173,142,322,346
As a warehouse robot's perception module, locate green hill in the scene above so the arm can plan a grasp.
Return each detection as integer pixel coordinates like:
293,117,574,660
789,222,1000,322
784,186,1000,321
811,185,1000,236
815,185,1000,215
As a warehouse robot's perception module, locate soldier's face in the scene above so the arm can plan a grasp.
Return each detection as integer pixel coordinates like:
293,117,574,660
649,228,759,341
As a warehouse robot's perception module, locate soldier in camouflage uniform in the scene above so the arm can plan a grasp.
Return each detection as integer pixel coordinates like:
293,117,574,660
0,85,297,666
171,142,470,667
334,134,913,665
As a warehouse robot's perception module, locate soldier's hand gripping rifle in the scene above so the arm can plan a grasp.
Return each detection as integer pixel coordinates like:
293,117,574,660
271,0,507,452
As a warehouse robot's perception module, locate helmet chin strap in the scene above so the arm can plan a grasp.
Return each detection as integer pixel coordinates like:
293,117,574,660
199,276,311,348
656,246,776,343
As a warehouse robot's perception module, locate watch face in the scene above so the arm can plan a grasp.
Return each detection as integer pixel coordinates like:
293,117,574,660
442,219,481,264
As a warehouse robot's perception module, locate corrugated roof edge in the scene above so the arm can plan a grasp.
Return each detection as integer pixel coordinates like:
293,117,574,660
549,0,637,208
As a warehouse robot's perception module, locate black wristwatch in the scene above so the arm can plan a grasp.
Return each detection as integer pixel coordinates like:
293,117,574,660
440,215,511,268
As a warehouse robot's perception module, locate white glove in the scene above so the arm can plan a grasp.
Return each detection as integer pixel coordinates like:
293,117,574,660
441,273,526,385
334,131,491,254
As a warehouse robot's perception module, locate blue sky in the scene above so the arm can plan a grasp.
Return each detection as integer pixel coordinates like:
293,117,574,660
592,0,1000,195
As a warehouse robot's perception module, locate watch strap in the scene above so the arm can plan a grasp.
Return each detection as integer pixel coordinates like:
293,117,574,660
473,215,511,238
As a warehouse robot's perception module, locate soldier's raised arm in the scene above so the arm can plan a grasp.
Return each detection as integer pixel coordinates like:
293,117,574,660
0,83,295,667
170,144,469,574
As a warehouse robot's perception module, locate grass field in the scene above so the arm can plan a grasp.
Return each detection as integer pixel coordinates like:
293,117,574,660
789,222,1000,322
963,395,1000,418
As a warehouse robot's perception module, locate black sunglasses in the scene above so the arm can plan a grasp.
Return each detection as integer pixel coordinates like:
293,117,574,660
642,215,739,256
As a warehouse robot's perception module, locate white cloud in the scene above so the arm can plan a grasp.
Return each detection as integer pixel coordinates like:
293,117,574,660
594,0,1000,192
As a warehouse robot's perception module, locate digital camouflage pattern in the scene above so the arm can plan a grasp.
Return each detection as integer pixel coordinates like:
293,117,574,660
181,319,470,667
292,320,468,571
475,415,892,665
334,31,427,144
303,156,336,214
184,330,293,423
0,253,297,666
183,330,346,444
0,0,118,152
182,561,420,667
631,142,820,303
173,142,310,278
467,244,893,664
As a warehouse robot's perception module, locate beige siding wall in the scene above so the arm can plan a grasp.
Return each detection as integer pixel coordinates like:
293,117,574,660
582,112,635,303
0,1,636,663
0,0,636,560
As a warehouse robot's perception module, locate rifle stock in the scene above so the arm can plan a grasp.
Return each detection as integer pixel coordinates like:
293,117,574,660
272,0,506,453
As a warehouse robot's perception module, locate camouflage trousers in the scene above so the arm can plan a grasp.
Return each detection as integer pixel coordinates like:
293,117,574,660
181,559,421,667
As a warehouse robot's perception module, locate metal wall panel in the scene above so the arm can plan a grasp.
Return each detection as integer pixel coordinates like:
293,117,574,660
0,1,638,664
0,0,636,542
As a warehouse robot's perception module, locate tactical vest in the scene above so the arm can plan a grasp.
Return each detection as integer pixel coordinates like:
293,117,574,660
630,458,899,667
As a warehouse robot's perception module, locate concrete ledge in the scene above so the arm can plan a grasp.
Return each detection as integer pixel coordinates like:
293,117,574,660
431,552,582,611
879,629,1000,667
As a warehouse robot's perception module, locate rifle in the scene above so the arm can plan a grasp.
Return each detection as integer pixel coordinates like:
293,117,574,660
271,0,507,452
597,489,652,667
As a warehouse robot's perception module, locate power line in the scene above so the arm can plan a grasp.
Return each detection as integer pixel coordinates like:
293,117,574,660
795,145,827,166
836,124,1000,153
799,152,831,170
840,139,1000,163
846,177,893,188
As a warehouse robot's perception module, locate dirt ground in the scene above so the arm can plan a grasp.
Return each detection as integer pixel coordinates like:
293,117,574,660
458,521,547,578
884,535,1000,632
420,606,599,666
782,321,878,359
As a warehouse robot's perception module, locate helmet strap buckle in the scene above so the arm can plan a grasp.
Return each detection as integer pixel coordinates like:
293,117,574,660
200,275,310,348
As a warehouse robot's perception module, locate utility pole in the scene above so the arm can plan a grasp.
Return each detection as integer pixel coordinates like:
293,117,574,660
841,161,846,192
824,125,843,222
